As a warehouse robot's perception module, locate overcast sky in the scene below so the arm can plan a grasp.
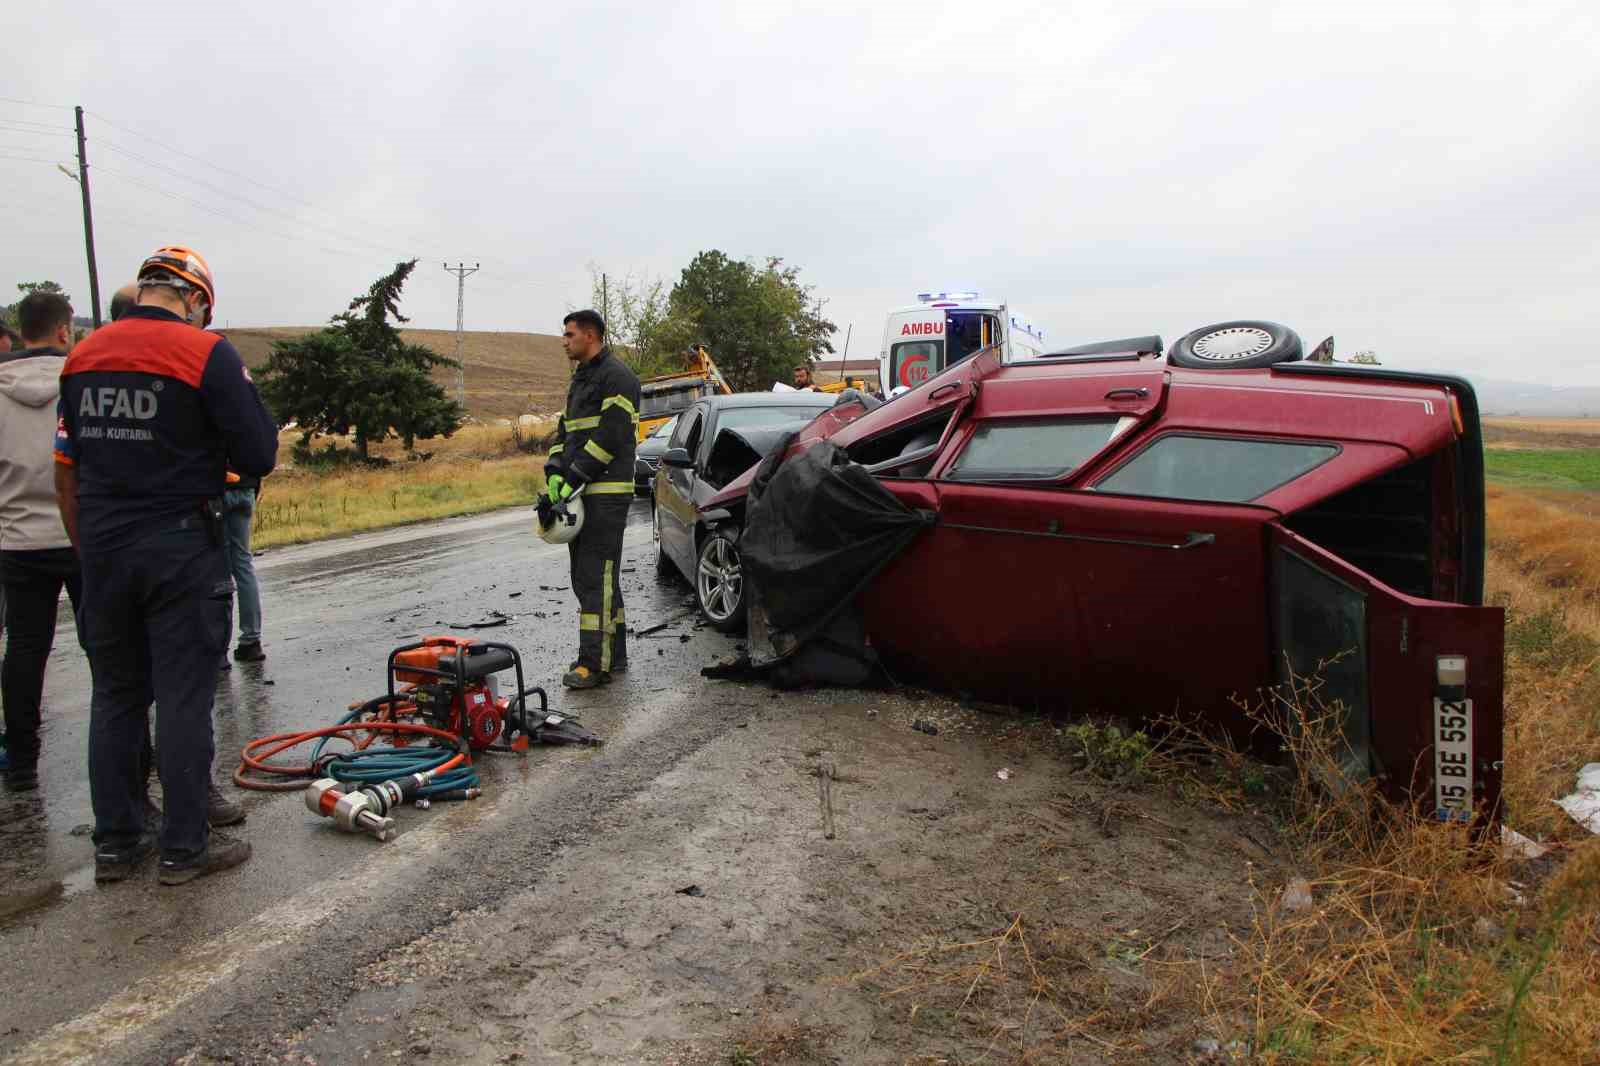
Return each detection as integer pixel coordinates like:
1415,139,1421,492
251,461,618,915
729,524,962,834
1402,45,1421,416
3,1,1596,386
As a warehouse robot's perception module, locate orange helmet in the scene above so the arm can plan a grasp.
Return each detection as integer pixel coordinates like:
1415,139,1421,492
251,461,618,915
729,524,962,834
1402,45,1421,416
138,245,215,325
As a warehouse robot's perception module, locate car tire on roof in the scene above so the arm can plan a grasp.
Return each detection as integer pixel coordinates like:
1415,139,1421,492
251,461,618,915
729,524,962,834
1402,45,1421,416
1168,320,1303,370
695,527,746,633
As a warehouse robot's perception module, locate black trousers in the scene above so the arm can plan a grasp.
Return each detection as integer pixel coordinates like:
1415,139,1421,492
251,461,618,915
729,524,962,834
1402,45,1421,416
1,548,82,769
82,519,231,859
568,496,629,673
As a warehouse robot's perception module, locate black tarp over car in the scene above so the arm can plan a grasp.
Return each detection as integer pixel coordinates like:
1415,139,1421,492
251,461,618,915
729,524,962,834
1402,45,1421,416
739,439,933,682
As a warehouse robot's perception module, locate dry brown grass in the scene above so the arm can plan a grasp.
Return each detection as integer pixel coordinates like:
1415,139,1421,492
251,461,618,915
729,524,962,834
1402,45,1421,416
1190,483,1600,1064
1484,418,1600,437
252,423,556,548
851,482,1600,1064
222,326,571,419
1483,417,1600,451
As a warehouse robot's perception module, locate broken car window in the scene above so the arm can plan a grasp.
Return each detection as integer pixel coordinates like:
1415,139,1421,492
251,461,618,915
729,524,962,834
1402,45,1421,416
1095,434,1338,502
848,410,955,477
945,418,1122,481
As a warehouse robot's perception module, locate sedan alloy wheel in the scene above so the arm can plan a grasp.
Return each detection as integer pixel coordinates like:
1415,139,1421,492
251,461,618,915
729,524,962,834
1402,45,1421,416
696,530,746,632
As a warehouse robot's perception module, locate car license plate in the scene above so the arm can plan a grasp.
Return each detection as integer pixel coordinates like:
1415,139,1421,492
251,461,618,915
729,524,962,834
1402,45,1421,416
1434,696,1474,822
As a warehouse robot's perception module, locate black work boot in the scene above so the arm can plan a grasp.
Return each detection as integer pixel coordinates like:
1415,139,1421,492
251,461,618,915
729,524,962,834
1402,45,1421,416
158,832,251,886
95,834,155,883
233,641,265,663
207,781,245,827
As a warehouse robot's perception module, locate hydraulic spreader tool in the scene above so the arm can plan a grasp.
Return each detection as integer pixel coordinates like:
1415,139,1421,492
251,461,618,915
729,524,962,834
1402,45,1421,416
236,638,601,841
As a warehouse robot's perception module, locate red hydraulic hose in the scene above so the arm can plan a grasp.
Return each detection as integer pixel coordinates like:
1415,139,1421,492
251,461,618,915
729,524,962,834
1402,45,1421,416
235,721,465,792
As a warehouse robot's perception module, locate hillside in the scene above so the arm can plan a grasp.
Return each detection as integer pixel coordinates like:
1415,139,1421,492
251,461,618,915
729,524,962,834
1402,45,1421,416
221,327,571,420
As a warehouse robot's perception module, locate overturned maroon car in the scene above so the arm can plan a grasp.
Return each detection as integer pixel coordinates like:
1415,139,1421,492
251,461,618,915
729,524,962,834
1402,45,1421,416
698,320,1504,824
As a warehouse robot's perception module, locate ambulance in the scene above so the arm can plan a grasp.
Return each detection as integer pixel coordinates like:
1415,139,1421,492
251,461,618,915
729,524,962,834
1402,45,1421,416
879,292,1046,394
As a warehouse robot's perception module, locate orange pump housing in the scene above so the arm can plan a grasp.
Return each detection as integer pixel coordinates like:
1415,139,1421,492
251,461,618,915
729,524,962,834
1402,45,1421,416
393,636,476,685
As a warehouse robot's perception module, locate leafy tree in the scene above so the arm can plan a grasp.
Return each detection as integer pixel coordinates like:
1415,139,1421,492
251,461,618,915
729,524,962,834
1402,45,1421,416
586,266,684,378
4,280,72,328
18,280,69,300
583,254,835,388
663,252,836,391
257,260,463,459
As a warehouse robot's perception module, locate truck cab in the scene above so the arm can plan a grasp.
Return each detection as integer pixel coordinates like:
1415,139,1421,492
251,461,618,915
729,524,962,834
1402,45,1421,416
879,291,1045,393
636,344,733,442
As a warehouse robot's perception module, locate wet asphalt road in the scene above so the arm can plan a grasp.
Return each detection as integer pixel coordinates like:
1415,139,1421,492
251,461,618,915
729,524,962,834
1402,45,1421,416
0,499,748,1064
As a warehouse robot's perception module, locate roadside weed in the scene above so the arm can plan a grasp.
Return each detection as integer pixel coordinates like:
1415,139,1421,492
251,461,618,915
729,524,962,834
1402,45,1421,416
1060,721,1154,780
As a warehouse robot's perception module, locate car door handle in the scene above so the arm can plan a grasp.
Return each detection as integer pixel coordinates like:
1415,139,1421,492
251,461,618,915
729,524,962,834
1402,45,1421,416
1104,387,1149,400
928,382,961,402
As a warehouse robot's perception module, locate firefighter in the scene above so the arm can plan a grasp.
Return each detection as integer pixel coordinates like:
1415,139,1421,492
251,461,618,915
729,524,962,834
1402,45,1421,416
56,246,278,884
541,310,640,689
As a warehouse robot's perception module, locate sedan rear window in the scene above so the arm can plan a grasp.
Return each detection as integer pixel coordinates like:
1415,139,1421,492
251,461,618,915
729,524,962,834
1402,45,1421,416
946,418,1124,481
717,405,832,433
1095,434,1338,502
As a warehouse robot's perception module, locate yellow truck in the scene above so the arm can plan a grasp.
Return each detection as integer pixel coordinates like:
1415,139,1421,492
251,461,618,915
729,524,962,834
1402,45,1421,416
637,344,733,442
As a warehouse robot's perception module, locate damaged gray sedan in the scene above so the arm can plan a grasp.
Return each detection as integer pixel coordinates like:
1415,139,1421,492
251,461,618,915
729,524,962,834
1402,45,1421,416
652,391,838,630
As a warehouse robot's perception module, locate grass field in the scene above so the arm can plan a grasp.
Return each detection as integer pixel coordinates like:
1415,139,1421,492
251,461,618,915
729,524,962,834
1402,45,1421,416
222,326,572,420
1484,448,1600,491
251,422,554,548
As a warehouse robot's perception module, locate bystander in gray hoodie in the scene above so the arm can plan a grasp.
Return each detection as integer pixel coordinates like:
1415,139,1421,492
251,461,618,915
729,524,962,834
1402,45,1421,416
0,346,71,551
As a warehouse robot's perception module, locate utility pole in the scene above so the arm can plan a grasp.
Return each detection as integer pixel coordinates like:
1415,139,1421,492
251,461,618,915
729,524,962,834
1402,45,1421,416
835,323,852,385
74,106,103,328
443,262,479,410
600,272,609,326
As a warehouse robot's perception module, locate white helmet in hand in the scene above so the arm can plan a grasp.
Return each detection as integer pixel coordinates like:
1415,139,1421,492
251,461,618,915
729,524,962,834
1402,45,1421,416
536,494,585,545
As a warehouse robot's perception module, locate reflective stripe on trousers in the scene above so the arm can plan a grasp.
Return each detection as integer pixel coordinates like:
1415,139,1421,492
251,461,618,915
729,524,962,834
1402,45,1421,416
567,496,628,673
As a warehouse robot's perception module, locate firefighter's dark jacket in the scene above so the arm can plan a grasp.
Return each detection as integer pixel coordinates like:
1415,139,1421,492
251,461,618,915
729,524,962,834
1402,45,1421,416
55,305,279,552
543,347,640,496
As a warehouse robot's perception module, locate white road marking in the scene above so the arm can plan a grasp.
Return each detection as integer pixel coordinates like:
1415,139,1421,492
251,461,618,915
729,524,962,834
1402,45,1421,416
6,512,665,1066
5,786,518,1066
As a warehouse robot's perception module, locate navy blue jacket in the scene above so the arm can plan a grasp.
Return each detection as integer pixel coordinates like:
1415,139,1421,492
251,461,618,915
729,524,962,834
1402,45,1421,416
56,306,278,551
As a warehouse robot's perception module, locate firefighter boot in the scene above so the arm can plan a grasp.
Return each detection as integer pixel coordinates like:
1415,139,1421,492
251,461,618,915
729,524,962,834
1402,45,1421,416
562,664,607,690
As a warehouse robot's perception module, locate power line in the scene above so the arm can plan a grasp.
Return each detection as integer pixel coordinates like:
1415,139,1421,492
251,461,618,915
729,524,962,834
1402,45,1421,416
92,166,399,264
93,138,422,264
7,100,531,315
0,96,73,110
85,108,443,260
0,115,74,132
0,123,75,138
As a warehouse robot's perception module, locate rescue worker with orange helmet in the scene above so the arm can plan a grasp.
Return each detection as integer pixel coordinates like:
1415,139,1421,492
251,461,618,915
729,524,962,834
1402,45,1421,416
55,245,278,884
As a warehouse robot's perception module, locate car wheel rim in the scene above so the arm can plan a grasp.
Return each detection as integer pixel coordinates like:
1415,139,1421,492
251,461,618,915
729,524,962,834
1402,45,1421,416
697,538,741,622
1191,326,1273,362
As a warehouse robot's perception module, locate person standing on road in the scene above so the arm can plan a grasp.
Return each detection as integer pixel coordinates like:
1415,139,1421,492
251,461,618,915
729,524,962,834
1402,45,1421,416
55,246,278,884
541,310,640,689
223,467,265,663
106,282,139,325
791,363,817,391
0,291,79,792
